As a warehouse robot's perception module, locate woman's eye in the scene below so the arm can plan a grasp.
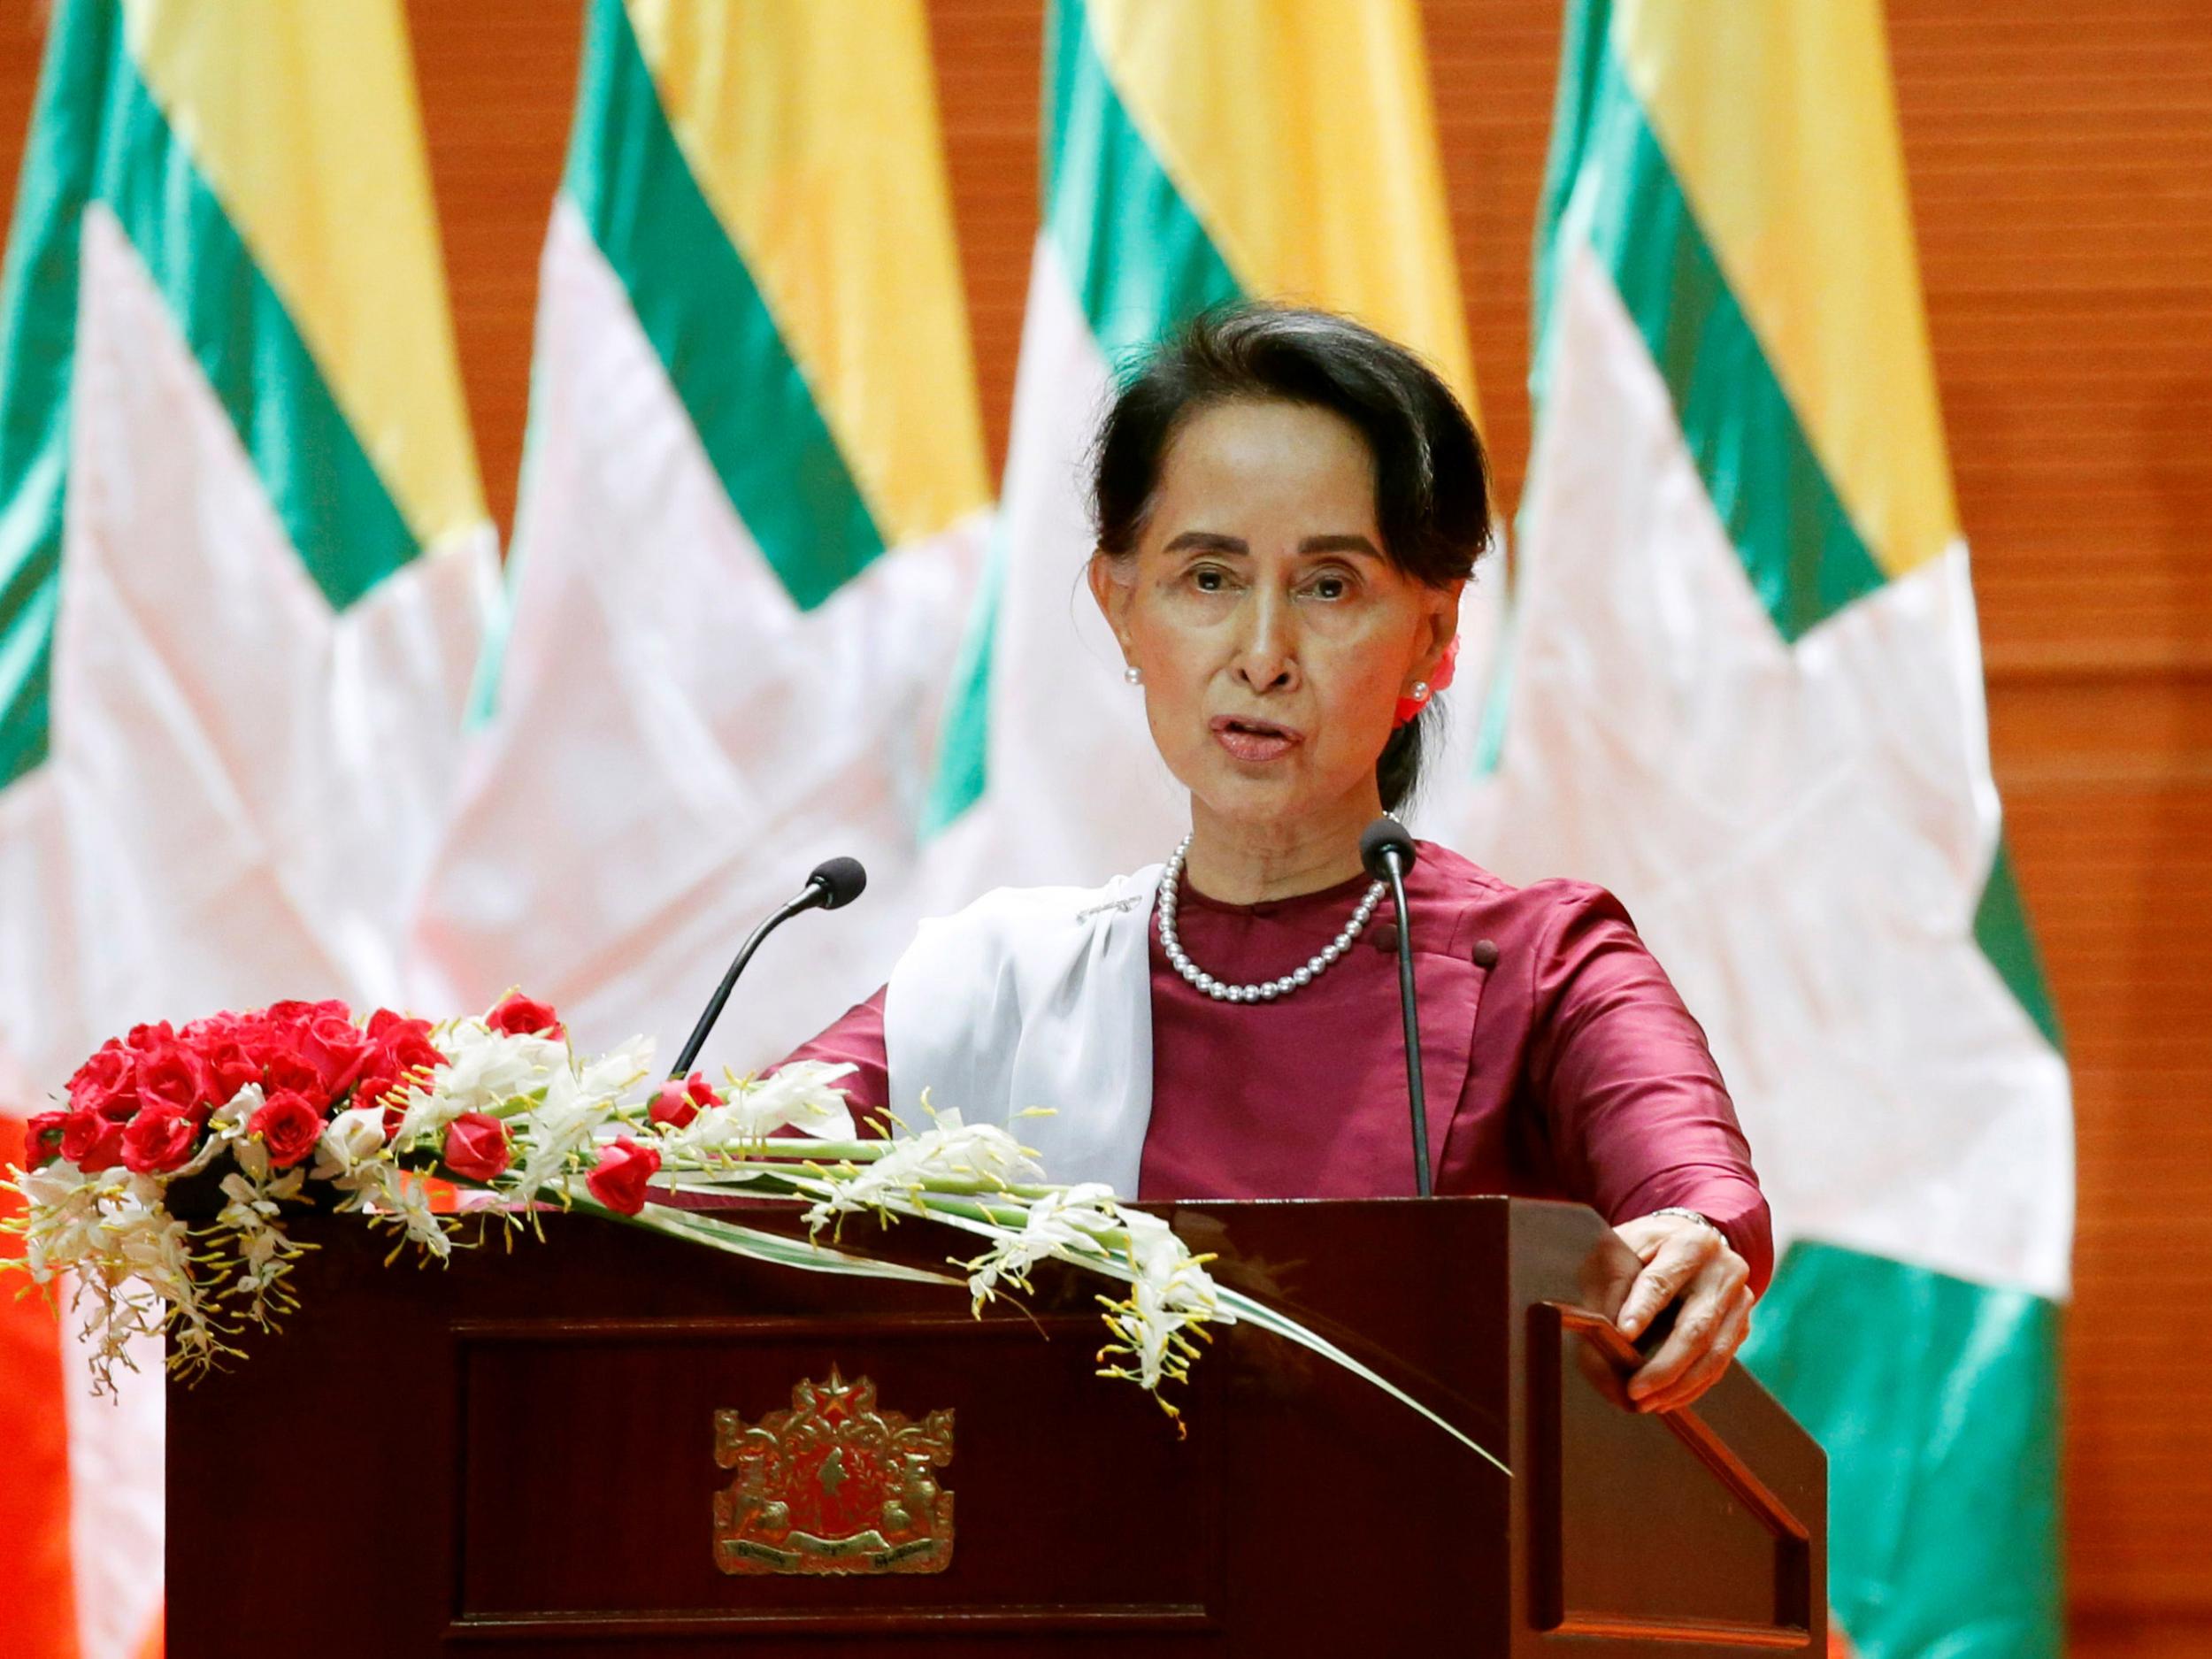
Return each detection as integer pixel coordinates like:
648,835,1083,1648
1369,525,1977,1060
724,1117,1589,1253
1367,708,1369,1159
1191,566,1229,593
1308,573,1349,600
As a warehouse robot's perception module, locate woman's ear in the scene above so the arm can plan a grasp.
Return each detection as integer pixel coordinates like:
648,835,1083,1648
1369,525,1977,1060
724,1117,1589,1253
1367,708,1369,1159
1087,551,1135,657
1416,579,1465,680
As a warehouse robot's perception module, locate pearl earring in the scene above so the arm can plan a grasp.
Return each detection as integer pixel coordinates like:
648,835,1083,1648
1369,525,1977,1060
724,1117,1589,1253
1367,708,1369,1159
1410,680,1430,701
1124,664,1142,685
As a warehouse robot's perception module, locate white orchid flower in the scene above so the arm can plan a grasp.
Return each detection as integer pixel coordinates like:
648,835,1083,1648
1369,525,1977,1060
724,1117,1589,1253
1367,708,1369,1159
380,1171,452,1259
1121,1210,1224,1317
16,1160,106,1281
888,1110,1046,1185
311,1105,388,1183
963,1181,1121,1311
1098,1210,1226,1395
508,1064,618,1205
573,1034,654,1103
209,1084,262,1138
728,1062,858,1141
805,1110,1046,1230
396,1020,566,1141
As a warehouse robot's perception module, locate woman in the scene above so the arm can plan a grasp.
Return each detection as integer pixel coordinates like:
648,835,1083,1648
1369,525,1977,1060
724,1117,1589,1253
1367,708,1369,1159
785,306,1767,1415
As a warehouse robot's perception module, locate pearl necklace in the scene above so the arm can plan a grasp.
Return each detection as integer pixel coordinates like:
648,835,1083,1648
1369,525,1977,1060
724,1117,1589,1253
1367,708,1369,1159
1156,835,1386,1003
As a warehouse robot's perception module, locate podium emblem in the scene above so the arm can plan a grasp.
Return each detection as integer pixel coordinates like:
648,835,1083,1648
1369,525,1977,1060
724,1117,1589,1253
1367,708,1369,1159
712,1367,956,1575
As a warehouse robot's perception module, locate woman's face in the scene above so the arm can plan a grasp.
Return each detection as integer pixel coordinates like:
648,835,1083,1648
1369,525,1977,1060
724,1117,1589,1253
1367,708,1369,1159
1090,398,1460,838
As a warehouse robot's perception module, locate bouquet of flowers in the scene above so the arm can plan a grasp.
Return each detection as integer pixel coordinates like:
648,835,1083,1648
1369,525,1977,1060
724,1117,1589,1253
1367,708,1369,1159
5,993,1495,1462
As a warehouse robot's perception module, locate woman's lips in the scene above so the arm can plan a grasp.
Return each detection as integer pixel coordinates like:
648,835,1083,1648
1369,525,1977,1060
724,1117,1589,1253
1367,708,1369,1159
1210,714,1302,764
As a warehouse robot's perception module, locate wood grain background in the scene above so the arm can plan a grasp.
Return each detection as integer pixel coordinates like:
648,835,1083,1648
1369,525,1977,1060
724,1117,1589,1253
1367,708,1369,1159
0,3,2203,1651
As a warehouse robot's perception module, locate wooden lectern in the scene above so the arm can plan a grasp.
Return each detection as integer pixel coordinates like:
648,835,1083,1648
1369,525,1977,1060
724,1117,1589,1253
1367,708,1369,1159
168,1196,1824,1654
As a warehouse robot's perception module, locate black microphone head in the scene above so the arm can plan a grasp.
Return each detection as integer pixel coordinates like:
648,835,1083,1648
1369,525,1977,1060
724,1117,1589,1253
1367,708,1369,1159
807,856,868,910
1359,817,1417,881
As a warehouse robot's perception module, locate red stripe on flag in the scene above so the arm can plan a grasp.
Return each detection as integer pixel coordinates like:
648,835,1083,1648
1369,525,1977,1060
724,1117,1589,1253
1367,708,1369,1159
0,1115,83,1658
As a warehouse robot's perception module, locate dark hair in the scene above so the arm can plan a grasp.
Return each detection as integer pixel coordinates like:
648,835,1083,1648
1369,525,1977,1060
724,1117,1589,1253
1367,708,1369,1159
1089,304,1493,812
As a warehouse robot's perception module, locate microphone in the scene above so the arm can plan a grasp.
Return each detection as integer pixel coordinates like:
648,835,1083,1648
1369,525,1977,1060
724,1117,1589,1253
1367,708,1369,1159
668,856,869,1079
1360,817,1431,1197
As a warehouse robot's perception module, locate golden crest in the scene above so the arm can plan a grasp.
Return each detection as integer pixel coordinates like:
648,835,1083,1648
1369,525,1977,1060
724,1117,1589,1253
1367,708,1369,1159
712,1366,955,1576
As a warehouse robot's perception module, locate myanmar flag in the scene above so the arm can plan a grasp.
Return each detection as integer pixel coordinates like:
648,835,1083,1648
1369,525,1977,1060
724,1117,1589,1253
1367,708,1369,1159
1463,3,2074,1652
0,2,491,1655
923,0,1488,889
411,0,991,1067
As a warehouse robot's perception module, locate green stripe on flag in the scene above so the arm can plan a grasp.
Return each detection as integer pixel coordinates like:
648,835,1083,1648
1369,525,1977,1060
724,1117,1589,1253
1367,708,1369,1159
0,0,426,792
0,0,116,789
921,0,1240,833
1527,0,2062,1061
566,0,883,614
1042,0,1240,370
1532,13,1886,643
0,576,58,791
96,36,417,615
1973,835,2064,1054
1743,1240,2064,1659
918,511,1005,836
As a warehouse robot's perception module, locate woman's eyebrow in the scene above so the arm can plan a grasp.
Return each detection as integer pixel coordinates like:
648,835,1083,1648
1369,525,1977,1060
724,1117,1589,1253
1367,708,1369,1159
1158,531,1381,557
1299,534,1384,558
1162,531,1248,553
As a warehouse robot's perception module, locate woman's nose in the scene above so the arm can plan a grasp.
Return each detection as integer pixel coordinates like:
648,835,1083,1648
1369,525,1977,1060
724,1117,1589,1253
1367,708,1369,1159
1233,592,1297,692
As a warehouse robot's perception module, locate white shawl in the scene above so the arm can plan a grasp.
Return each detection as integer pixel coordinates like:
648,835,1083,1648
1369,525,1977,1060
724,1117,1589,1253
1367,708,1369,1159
882,866,1164,1194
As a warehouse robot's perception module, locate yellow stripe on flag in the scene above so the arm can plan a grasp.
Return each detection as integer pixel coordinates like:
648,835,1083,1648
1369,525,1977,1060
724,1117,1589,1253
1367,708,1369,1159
626,0,989,548
1614,0,1957,578
119,0,487,549
1086,0,1477,426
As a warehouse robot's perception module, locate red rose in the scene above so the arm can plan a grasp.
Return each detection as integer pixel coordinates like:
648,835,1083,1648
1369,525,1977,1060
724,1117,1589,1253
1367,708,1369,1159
217,1014,268,1059
365,1009,445,1083
391,1030,445,1074
23,1110,66,1167
192,1036,263,1100
249,1089,325,1169
585,1136,661,1215
259,1042,330,1110
441,1112,512,1183
123,1020,176,1055
180,1010,252,1045
121,1105,200,1175
59,1109,125,1171
134,1041,214,1117
66,1042,137,1120
283,1012,372,1097
265,998,351,1025
67,1041,128,1096
488,992,565,1040
649,1071,716,1131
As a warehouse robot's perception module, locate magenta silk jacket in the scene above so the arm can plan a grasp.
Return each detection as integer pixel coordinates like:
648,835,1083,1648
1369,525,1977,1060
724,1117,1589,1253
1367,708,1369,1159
780,841,1772,1294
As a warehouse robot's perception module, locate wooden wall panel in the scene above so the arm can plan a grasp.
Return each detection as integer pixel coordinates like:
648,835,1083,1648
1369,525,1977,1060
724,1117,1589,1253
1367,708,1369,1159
1892,10,2212,676
403,0,577,538
1892,4,2212,1638
0,1,2203,1649
925,0,1043,479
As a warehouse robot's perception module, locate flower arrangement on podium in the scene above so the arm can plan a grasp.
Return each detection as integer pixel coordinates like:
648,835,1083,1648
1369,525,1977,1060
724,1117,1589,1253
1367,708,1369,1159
5,993,1494,1460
